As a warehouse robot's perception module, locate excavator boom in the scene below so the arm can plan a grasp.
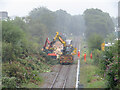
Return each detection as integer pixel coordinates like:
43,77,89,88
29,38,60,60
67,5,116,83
43,37,50,49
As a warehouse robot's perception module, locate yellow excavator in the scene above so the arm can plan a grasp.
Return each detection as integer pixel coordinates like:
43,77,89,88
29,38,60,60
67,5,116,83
42,32,77,64
52,32,77,64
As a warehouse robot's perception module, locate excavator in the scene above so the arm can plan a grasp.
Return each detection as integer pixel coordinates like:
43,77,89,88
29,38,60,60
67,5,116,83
42,37,57,59
42,32,77,64
50,32,77,64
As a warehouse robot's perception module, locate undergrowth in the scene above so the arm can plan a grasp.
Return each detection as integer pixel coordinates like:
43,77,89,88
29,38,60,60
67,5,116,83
2,51,57,88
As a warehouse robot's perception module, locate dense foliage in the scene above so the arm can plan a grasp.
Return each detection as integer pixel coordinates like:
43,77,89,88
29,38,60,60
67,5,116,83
102,41,119,88
2,55,51,88
84,8,119,89
2,20,27,62
2,17,54,88
87,33,104,50
84,8,114,51
89,41,119,89
84,8,114,38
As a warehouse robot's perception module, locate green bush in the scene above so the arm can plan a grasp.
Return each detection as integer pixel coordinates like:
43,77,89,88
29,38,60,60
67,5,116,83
105,59,119,88
87,33,103,50
39,50,55,65
2,20,24,44
100,41,120,89
2,42,16,62
92,49,102,66
2,61,28,83
2,57,46,88
86,40,119,88
2,77,17,88
2,20,35,62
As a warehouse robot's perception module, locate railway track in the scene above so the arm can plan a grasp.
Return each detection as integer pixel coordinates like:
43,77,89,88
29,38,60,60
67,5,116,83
62,65,71,88
50,36,81,89
50,65,71,88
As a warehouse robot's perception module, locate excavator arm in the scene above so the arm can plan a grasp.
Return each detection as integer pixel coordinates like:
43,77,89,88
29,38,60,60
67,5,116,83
43,37,50,49
53,32,77,55
58,35,66,47
49,32,66,47
53,32,59,41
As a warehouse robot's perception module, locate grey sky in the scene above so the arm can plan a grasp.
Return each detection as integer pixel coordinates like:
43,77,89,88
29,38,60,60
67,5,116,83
0,0,118,17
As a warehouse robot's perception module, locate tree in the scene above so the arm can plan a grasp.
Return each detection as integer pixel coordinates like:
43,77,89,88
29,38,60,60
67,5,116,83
105,32,116,43
87,33,104,50
12,17,28,32
84,8,114,38
2,20,28,62
2,20,24,44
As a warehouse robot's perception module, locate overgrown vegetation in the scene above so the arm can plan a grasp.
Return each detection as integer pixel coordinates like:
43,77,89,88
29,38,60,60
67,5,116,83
81,33,119,89
84,8,114,39
2,55,52,88
80,9,119,88
80,40,120,89
87,33,104,50
2,16,57,88
91,41,119,89
80,63,106,88
101,41,119,88
80,47,106,88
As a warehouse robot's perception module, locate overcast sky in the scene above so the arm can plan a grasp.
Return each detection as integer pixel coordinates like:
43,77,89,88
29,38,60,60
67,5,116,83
0,0,119,17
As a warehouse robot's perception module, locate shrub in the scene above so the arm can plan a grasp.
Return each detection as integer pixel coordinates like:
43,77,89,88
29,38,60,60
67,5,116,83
2,61,28,84
92,49,102,66
39,50,55,65
2,58,45,88
2,42,16,62
2,77,17,88
104,55,119,88
100,41,120,88
87,33,103,50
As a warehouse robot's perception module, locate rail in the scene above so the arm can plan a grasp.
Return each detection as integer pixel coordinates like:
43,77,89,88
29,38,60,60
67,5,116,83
50,65,71,89
62,65,71,88
50,65,63,89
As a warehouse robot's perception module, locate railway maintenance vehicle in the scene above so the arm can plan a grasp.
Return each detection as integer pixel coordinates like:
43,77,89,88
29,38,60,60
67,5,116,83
42,32,77,64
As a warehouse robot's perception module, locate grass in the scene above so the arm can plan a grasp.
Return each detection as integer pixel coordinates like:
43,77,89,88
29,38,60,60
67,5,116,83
80,55,106,88
21,82,41,88
78,38,107,88
87,80,105,88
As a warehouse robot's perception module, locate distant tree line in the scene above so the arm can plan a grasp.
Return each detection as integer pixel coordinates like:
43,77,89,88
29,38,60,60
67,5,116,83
83,8,114,50
24,7,86,42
